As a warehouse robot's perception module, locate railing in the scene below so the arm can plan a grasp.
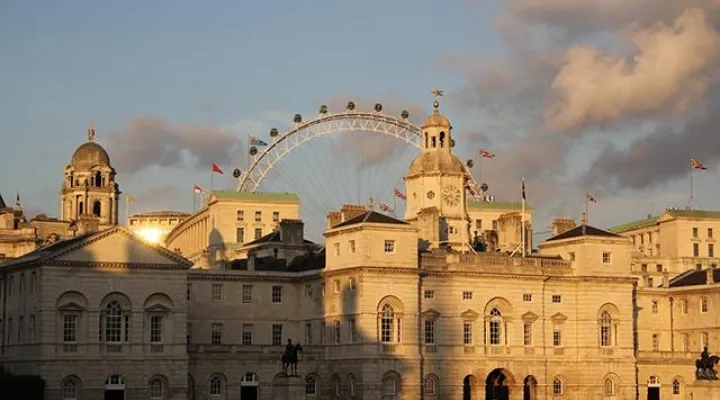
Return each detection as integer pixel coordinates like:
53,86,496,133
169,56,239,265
421,252,572,271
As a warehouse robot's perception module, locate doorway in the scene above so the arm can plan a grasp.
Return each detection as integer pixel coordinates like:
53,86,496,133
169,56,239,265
523,376,537,400
647,375,660,400
241,372,259,400
463,375,477,400
104,375,125,400
486,369,510,400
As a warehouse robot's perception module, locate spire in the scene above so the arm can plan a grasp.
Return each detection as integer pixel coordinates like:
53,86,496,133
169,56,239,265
87,123,96,142
15,191,20,207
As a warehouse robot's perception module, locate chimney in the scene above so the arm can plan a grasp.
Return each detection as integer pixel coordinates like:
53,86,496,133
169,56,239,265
75,214,100,235
340,204,367,221
247,251,257,272
327,211,342,229
552,217,576,236
280,219,304,245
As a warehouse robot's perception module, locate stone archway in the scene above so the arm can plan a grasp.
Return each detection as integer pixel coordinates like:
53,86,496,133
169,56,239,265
523,376,537,400
485,368,513,400
463,375,478,400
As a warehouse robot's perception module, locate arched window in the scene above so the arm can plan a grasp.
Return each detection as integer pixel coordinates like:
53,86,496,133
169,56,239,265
383,374,398,396
305,376,317,395
552,378,563,395
149,378,164,399
102,301,125,343
94,171,102,187
489,308,502,345
381,304,396,343
61,377,79,400
603,378,614,396
209,376,223,396
600,311,612,347
348,374,356,396
333,374,340,395
423,375,437,396
92,201,101,217
672,379,681,395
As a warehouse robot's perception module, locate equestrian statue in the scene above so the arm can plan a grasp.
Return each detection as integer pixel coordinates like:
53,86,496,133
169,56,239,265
281,339,303,376
696,347,720,380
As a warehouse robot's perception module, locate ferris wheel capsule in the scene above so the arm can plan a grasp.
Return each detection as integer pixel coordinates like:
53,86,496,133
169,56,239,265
293,114,302,123
466,159,474,168
249,146,258,156
450,138,456,148
319,105,328,114
374,103,383,112
270,128,279,137
401,110,409,119
232,169,242,178
480,183,489,192
346,101,355,111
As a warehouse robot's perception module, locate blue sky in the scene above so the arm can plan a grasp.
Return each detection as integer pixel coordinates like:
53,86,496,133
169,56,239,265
1,0,717,240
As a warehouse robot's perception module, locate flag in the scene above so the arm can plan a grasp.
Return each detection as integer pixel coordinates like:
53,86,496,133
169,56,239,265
212,163,224,174
126,196,135,204
478,149,495,159
193,185,204,194
691,158,707,170
585,193,597,203
521,178,526,201
378,203,391,212
394,188,407,200
248,135,268,146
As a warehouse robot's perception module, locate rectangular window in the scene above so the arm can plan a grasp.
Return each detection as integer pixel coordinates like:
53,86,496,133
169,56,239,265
553,328,562,347
701,298,709,313
242,324,253,345
552,295,562,303
254,228,262,240
475,219,482,230
211,284,223,302
424,290,434,299
255,211,262,222
349,319,356,343
424,320,435,345
334,242,340,256
709,228,714,238
349,240,356,253
236,210,244,221
462,291,473,300
641,264,648,272
694,243,700,257
333,280,340,293
150,315,163,343
568,252,575,261
656,264,663,272
384,240,395,253
710,244,715,258
236,228,244,243
242,285,253,303
693,227,699,238
211,323,223,345
652,333,659,351
333,321,341,345
304,323,312,345
272,285,283,304
522,293,532,302
602,252,612,264
681,299,688,314
523,322,533,346
63,314,77,343
651,300,659,314
492,220,498,230
489,320,501,345
273,212,280,222
348,278,356,292
463,321,473,346
304,284,313,297
272,324,283,346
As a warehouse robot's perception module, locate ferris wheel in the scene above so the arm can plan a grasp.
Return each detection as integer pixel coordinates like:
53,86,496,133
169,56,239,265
233,101,482,241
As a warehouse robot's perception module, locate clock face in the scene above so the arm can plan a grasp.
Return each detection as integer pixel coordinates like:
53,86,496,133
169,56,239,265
427,191,435,200
443,186,461,206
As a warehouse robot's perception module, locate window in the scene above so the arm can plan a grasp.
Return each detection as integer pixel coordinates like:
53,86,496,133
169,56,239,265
272,285,283,304
384,240,395,253
673,379,681,395
462,291,473,300
349,375,356,396
523,322,532,346
349,319,356,343
236,228,244,243
694,243,700,257
693,227,699,237
255,211,261,221
209,376,223,395
463,321,473,345
304,284,313,297
710,244,715,258
333,375,340,395
652,333,659,351
333,280,340,293
522,293,532,302
701,297,709,313
211,284,223,302
424,320,435,345
62,378,78,400
304,323,312,345
186,283,192,301
604,378,614,396
710,228,714,238
641,264,648,272
349,240,356,253
600,311,612,347
254,228,262,240
102,301,128,343
272,323,283,346
568,251,575,261
492,220,498,230
242,324,253,345
423,376,437,396
149,378,163,400
211,323,223,345
383,375,397,395
553,327,562,347
63,314,78,343
236,210,244,221
489,308,502,346
333,321,341,344
552,378,563,395
242,285,253,303
648,277,654,287
348,278,356,291
334,243,340,256
651,300,659,314
380,304,400,343
476,219,482,230
552,295,562,303
273,211,279,222
656,264,663,272
424,290,434,299
150,315,163,343
305,377,317,395
602,251,612,264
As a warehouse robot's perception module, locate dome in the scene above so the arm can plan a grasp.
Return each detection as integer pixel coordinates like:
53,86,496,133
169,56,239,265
71,141,111,168
422,100,451,128
408,151,465,176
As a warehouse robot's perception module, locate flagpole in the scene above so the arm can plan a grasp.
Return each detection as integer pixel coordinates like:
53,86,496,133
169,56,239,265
585,197,589,225
688,164,694,210
521,177,526,258
193,192,196,212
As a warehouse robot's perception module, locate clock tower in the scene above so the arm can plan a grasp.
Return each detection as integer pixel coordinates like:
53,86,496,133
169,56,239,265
404,99,470,249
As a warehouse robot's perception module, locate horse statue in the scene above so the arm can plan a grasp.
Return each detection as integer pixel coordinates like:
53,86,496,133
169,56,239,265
695,347,720,380
281,339,303,376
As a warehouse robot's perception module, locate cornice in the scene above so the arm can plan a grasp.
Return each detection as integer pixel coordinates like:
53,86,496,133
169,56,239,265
45,260,190,270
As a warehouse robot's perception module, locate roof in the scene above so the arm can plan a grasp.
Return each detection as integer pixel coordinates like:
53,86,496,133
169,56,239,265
608,216,658,233
546,224,623,242
210,190,300,203
669,268,720,288
332,211,409,229
608,209,720,233
468,201,533,212
243,229,316,247
665,209,720,219
228,249,325,272
130,210,191,218
71,141,111,168
0,192,5,209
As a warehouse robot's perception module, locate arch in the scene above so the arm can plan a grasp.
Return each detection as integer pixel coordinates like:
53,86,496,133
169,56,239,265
598,302,621,319
551,376,564,396
305,374,319,396
56,291,89,311
603,377,615,396
463,375,477,400
241,372,259,386
237,110,481,199
348,374,356,396
143,293,174,312
484,296,513,315
486,369,514,400
672,376,683,395
647,375,660,386
92,200,101,217
377,295,404,313
105,374,126,389
332,373,341,395
99,292,132,309
382,370,401,396
148,375,168,400
207,373,226,396
423,374,439,397
61,375,81,400
523,376,538,400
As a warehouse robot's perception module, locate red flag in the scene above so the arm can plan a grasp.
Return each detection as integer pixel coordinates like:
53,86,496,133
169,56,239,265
585,193,597,203
193,185,204,194
691,158,707,170
478,149,495,159
378,203,391,212
394,188,406,200
212,163,224,174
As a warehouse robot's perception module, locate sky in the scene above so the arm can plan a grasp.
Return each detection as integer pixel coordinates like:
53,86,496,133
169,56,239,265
2,0,720,241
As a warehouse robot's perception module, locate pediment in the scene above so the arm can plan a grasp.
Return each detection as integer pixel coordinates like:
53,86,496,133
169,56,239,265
53,227,191,268
423,309,440,320
145,303,171,313
57,301,86,312
551,312,568,322
656,212,675,223
521,311,539,322
460,309,480,321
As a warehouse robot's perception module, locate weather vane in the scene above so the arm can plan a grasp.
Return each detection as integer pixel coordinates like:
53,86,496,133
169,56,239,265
432,89,444,97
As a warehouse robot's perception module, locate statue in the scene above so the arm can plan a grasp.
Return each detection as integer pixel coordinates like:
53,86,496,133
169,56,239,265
695,347,720,380
281,339,303,376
